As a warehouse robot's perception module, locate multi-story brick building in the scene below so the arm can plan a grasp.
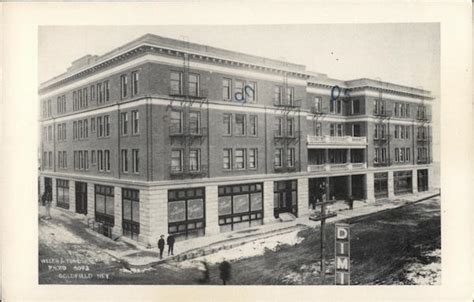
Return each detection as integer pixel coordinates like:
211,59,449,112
39,34,434,246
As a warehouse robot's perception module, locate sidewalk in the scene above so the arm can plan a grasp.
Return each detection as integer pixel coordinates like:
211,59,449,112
108,189,440,267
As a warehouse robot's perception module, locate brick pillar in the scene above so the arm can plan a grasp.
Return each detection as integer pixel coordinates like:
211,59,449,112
297,177,309,217
51,177,57,207
86,182,95,221
39,176,45,196
150,188,168,244
112,186,122,238
69,180,76,213
205,185,220,236
138,188,153,246
412,169,418,193
388,171,395,198
365,172,375,202
263,180,276,224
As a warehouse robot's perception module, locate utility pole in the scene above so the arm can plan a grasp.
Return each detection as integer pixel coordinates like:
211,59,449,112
309,181,337,284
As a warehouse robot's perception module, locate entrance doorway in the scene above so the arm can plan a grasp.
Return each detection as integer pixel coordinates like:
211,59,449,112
75,182,88,215
44,177,52,204
273,180,298,218
417,169,429,192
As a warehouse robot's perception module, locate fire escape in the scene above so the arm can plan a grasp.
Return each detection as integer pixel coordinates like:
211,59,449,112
168,37,209,178
273,69,302,173
415,98,431,164
373,86,392,167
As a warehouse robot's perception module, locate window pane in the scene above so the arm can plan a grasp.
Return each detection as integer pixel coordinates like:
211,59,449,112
187,198,204,220
106,196,115,216
132,201,140,223
168,200,186,223
233,194,250,214
96,194,105,213
123,199,132,220
250,193,263,211
218,196,232,216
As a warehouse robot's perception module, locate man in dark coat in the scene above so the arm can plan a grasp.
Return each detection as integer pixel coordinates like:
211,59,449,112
167,234,175,256
157,235,165,259
219,260,231,285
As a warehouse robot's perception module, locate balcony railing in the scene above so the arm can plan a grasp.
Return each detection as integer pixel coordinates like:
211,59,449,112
416,159,431,164
373,159,394,167
169,87,209,99
373,110,392,118
307,135,367,147
169,125,207,137
373,134,391,142
274,161,299,173
273,99,302,108
274,129,301,139
307,162,367,172
310,107,325,114
416,113,431,121
169,164,208,178
416,135,431,142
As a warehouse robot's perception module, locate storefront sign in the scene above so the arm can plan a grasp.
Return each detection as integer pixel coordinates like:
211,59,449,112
334,223,350,285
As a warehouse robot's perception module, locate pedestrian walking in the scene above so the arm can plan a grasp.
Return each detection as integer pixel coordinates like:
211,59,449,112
157,235,165,259
167,234,175,256
43,191,52,219
347,195,354,210
219,260,231,285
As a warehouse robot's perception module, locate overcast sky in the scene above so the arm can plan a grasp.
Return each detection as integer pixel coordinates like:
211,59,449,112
38,24,439,97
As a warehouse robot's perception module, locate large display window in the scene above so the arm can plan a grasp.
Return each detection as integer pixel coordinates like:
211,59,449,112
218,183,263,232
168,187,205,240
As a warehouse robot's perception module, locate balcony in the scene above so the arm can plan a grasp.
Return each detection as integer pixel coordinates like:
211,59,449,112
416,113,431,122
307,135,367,149
307,162,367,172
416,159,431,165
373,134,391,143
416,135,431,143
274,161,300,173
373,159,394,167
168,87,209,100
169,164,208,178
274,130,301,139
169,125,207,137
373,110,392,118
310,107,325,115
273,99,302,108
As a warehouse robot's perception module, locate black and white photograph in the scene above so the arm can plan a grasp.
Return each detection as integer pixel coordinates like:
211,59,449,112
1,1,472,301
37,24,441,285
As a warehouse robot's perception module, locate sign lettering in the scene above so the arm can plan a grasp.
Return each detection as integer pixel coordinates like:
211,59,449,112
335,223,350,285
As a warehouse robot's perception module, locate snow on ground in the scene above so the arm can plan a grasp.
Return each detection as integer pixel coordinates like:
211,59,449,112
401,249,441,285
177,230,304,269
39,215,115,265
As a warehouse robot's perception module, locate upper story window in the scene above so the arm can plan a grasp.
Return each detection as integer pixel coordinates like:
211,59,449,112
223,149,232,170
286,87,294,105
97,83,103,104
287,118,295,137
330,123,343,136
170,71,183,95
83,88,88,107
330,99,342,114
314,122,322,136
235,149,246,169
235,114,246,136
104,81,110,102
90,85,96,102
121,74,128,99
57,95,66,114
47,99,52,117
274,148,283,168
121,112,128,136
313,97,322,113
189,149,201,171
249,115,257,136
188,73,200,97
374,100,385,115
234,80,244,101
223,113,232,136
352,99,360,114
132,110,139,135
287,148,296,167
171,149,183,172
131,71,139,96
170,110,183,134
417,105,426,119
274,86,283,105
275,117,283,136
246,82,257,103
222,78,232,100
189,111,201,135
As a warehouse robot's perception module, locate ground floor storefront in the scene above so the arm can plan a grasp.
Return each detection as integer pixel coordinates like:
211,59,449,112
39,166,433,246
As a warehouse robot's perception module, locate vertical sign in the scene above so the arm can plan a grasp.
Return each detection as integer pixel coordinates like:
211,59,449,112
334,223,350,285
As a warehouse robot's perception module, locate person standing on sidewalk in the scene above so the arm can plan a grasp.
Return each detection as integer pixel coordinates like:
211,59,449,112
346,195,354,210
158,235,165,259
167,234,175,256
219,260,231,285
43,191,52,219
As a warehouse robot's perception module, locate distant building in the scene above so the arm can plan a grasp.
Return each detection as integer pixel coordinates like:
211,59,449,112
39,34,434,245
